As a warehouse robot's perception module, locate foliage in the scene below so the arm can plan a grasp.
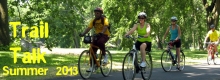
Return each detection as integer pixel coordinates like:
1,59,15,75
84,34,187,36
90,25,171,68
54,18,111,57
6,0,213,50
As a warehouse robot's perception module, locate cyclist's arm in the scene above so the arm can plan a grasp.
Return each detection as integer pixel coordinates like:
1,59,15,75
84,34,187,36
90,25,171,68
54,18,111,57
163,26,170,40
125,24,138,36
82,28,92,35
82,20,93,35
204,33,209,43
143,23,151,38
175,26,181,40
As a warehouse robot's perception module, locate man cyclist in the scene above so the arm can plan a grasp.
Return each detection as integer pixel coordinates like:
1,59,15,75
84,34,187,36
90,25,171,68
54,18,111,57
162,16,182,69
124,12,152,68
203,24,219,57
79,7,110,72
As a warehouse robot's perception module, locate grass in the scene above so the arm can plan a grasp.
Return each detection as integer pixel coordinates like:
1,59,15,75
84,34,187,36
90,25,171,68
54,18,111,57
0,49,207,80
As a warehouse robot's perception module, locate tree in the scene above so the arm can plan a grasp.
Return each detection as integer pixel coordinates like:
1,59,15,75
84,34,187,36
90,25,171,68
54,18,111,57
203,0,220,29
0,0,10,47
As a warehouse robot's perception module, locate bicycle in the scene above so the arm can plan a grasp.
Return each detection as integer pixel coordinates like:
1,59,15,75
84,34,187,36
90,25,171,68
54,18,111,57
161,41,185,72
78,34,112,79
122,36,153,80
205,42,219,65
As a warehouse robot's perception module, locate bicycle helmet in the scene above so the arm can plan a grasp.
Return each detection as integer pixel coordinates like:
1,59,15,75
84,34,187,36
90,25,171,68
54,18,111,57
94,7,103,14
210,24,215,28
171,16,178,21
138,12,147,18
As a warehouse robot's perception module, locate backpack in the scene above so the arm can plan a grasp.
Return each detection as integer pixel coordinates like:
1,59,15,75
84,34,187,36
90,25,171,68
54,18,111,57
93,15,111,33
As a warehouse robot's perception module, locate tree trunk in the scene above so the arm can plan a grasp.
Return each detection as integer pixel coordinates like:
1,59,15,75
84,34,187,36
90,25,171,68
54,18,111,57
203,0,220,29
156,35,163,49
0,0,10,47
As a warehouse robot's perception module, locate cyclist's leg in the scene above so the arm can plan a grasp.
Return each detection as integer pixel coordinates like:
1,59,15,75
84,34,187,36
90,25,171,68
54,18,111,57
140,43,147,66
96,35,109,63
135,41,147,67
214,42,218,56
175,39,181,68
207,44,211,56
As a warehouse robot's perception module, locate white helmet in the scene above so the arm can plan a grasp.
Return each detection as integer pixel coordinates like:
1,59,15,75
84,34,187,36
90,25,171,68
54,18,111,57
171,16,178,21
138,12,147,18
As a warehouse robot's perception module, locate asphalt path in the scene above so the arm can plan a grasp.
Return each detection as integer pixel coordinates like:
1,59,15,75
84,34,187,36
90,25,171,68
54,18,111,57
47,63,220,80
40,48,220,80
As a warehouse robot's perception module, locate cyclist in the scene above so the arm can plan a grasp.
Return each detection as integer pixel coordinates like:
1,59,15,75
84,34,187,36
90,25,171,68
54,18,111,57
124,12,152,67
79,7,110,71
162,16,182,69
203,24,219,57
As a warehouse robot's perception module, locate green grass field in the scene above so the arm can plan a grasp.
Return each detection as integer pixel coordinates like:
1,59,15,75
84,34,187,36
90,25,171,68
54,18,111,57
0,49,207,80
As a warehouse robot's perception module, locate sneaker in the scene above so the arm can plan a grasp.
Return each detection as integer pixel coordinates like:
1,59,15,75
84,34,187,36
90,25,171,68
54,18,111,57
140,61,146,67
103,55,108,65
216,52,218,57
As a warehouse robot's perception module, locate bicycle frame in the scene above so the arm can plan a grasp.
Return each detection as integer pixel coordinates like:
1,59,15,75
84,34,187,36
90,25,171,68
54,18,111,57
166,43,177,63
88,43,102,67
208,44,215,59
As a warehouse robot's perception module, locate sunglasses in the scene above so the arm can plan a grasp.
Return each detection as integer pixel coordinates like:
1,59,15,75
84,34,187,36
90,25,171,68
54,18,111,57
171,20,176,22
139,18,145,19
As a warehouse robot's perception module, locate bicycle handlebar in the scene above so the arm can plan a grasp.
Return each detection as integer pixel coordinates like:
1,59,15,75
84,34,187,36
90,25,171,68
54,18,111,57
79,33,100,37
204,42,216,44
125,35,145,42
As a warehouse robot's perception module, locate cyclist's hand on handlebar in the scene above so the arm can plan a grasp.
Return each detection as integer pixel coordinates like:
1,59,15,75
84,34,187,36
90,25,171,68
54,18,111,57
125,35,130,38
79,33,84,37
138,35,144,38
215,41,219,45
97,33,104,36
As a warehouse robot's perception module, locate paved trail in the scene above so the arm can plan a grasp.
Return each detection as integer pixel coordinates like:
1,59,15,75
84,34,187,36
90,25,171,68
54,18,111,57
46,63,220,80
40,48,220,80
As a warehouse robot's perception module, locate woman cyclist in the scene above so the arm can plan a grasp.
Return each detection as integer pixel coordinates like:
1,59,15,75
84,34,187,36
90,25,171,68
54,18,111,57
124,12,152,67
162,16,182,69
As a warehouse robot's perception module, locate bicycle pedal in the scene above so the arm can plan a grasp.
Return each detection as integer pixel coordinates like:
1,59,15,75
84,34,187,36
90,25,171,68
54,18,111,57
136,68,140,73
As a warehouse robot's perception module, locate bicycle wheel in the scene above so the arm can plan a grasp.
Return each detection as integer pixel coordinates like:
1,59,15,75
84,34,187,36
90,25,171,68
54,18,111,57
78,50,94,79
100,50,112,77
161,50,172,72
122,53,136,80
178,50,185,71
141,52,153,80
207,50,213,65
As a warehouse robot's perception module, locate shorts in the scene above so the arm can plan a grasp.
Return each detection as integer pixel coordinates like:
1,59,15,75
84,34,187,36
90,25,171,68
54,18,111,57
135,41,152,52
170,39,181,48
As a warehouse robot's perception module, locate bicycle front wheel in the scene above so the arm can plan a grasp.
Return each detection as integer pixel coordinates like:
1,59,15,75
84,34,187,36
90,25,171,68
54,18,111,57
141,52,153,80
207,50,213,65
100,50,112,77
78,50,94,79
122,53,136,80
178,50,185,71
161,50,172,72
